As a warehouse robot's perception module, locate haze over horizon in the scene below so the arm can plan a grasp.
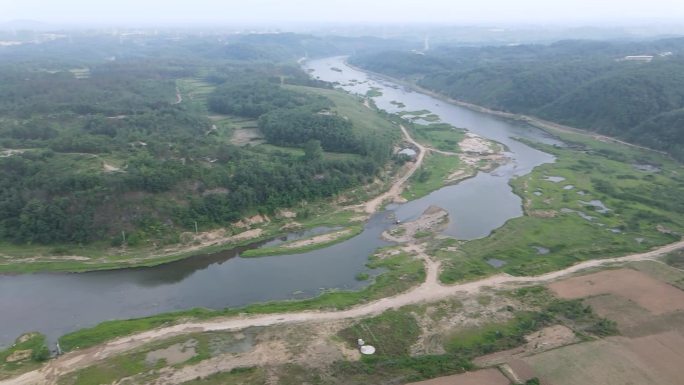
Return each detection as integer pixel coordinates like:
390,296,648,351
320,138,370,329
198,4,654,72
3,0,684,27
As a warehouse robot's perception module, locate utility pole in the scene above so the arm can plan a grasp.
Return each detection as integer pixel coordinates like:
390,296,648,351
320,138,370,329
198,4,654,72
194,221,198,234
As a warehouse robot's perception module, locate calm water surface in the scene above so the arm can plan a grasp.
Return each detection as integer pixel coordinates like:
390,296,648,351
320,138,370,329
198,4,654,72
0,56,558,348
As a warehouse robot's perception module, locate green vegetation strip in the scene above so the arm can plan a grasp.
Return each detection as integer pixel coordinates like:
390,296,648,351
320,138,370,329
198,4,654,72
58,250,424,352
444,287,617,358
438,134,684,283
403,152,465,200
240,225,362,257
335,309,473,382
0,333,49,380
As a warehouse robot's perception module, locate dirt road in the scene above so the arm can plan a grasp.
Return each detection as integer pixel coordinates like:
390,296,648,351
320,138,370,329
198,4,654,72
5,238,684,385
363,125,426,213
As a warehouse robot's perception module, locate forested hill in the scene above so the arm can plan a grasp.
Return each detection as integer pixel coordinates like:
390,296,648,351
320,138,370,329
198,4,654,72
350,38,684,160
0,34,400,247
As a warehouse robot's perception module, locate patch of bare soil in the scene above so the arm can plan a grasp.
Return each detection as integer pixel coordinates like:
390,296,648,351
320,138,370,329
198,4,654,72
473,325,577,368
405,368,510,385
16,334,37,345
0,149,25,158
524,330,684,385
145,339,197,366
102,162,122,173
382,205,448,243
445,169,470,183
279,222,302,231
584,294,684,338
5,351,31,363
233,214,270,229
147,340,290,385
124,321,355,385
524,325,577,353
276,210,297,219
230,128,264,146
548,268,684,315
3,255,91,264
411,293,517,356
282,228,352,249
528,210,558,218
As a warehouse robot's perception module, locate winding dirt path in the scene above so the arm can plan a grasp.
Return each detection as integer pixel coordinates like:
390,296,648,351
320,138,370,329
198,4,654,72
363,125,426,213
4,238,684,385
2,119,681,384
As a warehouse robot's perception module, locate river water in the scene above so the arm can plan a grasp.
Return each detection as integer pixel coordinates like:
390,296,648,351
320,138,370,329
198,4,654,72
0,56,558,348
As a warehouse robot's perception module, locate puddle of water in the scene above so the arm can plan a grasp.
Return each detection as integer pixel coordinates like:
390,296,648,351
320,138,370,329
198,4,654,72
561,208,596,221
146,339,197,366
486,258,507,268
532,246,550,255
579,199,610,214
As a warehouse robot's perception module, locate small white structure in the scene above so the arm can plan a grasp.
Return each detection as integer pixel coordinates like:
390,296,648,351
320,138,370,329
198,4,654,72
398,148,417,159
357,338,376,355
360,345,376,355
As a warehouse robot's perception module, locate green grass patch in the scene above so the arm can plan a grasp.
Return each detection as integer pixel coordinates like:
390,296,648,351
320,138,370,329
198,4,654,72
403,152,465,200
0,333,49,380
241,225,362,257
58,351,154,385
285,85,400,142
330,354,473,384
338,309,420,357
398,109,431,117
58,333,217,385
665,249,684,269
439,137,684,282
178,367,266,384
444,311,551,357
0,205,364,274
444,296,616,358
407,122,465,152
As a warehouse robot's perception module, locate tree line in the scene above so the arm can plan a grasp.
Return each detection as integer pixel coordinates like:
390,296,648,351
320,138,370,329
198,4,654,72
351,38,684,160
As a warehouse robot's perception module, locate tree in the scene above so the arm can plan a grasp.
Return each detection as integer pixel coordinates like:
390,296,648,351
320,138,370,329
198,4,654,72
303,139,323,161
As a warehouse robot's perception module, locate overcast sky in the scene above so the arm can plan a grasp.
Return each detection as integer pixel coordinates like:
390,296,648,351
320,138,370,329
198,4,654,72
3,0,684,25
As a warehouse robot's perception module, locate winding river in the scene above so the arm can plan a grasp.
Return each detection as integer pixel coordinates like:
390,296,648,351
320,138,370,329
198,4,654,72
0,56,559,349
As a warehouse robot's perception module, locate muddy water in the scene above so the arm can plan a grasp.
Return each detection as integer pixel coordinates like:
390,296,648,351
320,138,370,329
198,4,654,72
0,56,557,348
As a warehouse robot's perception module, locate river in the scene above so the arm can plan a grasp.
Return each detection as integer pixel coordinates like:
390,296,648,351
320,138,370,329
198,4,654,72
0,56,558,349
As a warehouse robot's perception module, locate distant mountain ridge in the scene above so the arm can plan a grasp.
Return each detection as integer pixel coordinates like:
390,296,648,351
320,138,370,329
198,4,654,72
0,19,54,31
351,38,684,160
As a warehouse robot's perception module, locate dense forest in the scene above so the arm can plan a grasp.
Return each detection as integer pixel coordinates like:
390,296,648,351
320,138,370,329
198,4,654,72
0,33,399,246
351,38,684,160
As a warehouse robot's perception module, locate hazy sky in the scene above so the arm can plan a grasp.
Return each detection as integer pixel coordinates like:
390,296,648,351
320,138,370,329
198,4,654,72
3,0,684,25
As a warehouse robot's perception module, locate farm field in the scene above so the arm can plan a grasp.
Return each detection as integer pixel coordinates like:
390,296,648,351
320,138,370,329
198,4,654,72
521,262,684,385
405,368,510,385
